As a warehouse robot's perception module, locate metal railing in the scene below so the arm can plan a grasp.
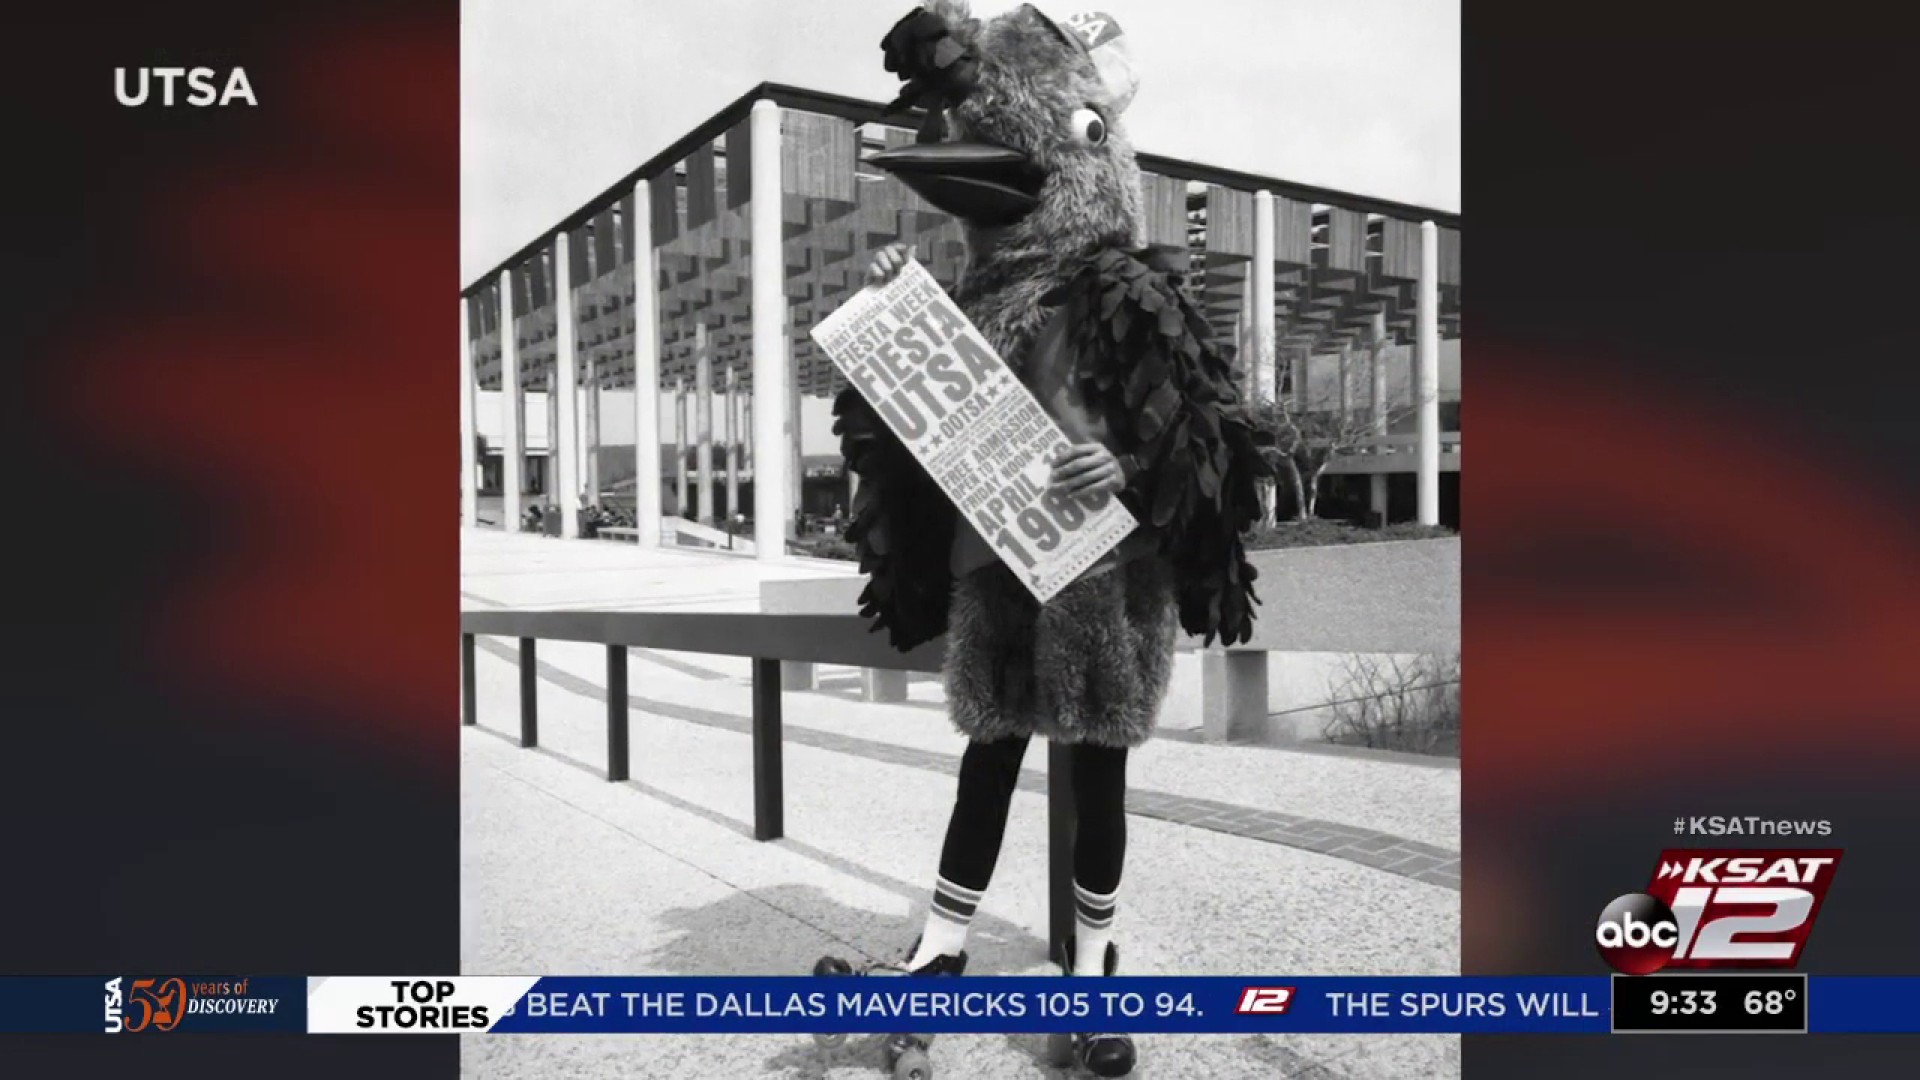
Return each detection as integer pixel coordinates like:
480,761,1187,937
459,610,1088,958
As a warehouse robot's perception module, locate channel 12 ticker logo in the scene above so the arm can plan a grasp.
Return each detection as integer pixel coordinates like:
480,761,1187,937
1595,849,1842,975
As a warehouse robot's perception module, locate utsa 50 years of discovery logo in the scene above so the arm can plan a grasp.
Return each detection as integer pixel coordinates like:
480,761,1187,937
1595,849,1843,975
103,977,187,1033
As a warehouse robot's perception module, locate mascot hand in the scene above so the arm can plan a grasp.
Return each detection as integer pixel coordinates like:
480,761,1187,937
1050,443,1124,497
867,242,916,287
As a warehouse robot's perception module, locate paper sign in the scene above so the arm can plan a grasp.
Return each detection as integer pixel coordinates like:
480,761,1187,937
810,259,1138,604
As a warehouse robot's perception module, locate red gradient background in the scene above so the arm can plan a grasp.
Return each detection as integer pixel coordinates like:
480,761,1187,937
3,3,456,1075
2,1,1916,1077
63,21,453,766
1463,4,1920,1072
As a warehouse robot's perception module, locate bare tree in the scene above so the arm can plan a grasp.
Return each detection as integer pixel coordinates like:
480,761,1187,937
1321,652,1461,755
1253,339,1414,520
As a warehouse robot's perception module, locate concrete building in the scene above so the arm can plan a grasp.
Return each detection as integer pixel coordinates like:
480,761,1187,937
459,85,1463,553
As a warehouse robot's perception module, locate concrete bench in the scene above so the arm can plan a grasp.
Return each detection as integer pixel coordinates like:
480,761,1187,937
758,537,1461,740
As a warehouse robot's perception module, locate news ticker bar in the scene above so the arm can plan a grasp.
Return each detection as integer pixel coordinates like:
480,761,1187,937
5,975,1915,1035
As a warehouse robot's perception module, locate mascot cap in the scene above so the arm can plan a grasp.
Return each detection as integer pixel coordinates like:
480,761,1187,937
1057,10,1138,114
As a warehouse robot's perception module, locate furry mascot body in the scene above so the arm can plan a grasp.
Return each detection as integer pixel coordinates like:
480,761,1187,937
837,1,1268,749
817,6,1268,1074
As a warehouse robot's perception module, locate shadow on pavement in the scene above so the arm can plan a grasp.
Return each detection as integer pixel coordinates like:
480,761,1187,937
633,882,1050,981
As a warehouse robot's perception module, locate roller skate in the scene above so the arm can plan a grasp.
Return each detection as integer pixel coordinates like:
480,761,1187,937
810,940,967,1080
1046,936,1135,1077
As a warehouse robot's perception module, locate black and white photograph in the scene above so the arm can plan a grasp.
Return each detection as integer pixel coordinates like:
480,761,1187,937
458,1,1460,1076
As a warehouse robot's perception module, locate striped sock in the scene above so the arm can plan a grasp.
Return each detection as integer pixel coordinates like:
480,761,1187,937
1073,881,1118,976
907,876,982,969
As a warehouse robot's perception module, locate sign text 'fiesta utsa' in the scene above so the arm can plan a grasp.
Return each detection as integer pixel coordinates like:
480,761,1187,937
810,259,1136,604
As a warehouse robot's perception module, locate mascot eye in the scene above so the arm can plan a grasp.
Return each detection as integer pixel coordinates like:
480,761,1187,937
1070,107,1107,147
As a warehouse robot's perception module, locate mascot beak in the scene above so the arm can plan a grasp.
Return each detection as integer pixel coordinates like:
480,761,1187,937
866,142,1043,228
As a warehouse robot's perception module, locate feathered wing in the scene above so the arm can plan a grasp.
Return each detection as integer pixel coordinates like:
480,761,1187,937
832,385,957,651
1047,247,1274,646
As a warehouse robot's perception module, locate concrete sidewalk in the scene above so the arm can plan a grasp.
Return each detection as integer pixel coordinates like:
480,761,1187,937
461,528,856,613
460,530,1459,1078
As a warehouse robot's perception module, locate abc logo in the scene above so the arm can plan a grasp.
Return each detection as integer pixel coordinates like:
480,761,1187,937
1595,893,1679,975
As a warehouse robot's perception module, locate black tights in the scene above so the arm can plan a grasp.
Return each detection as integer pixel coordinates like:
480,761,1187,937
935,735,1128,897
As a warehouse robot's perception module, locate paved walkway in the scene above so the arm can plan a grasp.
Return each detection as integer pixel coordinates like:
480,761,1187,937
468,634,1458,890
460,529,1459,1079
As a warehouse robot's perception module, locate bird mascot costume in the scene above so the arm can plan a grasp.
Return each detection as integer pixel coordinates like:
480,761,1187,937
822,4,1269,1075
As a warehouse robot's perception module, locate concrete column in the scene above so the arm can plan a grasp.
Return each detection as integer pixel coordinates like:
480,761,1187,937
1369,310,1389,525
1200,650,1270,744
781,661,816,691
632,179,664,548
789,355,804,531
861,668,908,703
516,388,529,508
695,323,714,524
459,297,478,527
1417,221,1441,526
579,399,591,504
573,383,585,496
1251,191,1277,406
499,269,523,530
575,365,593,504
750,98,792,560
1337,341,1352,417
1244,272,1259,399
546,382,560,512
553,233,581,538
1252,191,1278,524
724,370,740,519
583,379,600,499
674,378,688,519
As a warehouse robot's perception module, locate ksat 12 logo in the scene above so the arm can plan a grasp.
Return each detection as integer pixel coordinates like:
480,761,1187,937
1595,849,1842,974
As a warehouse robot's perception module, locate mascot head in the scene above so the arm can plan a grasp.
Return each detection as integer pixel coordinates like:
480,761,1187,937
869,2,1145,255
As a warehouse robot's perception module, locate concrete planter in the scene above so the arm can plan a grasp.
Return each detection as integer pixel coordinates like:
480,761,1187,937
759,572,905,700
1199,538,1459,744
1234,538,1459,655
759,574,865,617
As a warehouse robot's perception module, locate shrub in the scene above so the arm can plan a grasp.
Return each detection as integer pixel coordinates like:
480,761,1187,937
1321,653,1461,756
792,536,858,561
